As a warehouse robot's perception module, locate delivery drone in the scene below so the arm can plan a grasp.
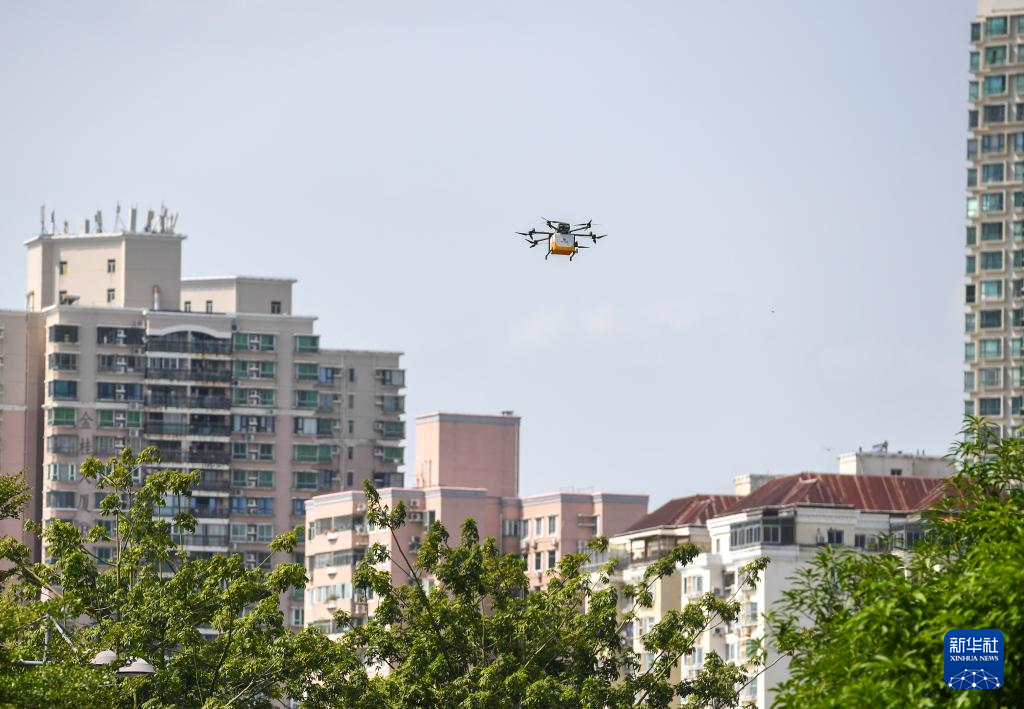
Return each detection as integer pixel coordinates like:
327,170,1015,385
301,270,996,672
515,219,606,261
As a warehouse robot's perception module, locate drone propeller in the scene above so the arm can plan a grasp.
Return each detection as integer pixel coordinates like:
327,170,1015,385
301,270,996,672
574,220,592,230
526,239,540,248
516,230,534,237
589,234,607,243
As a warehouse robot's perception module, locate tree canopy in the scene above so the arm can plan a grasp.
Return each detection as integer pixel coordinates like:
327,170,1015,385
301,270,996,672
768,419,1023,708
1,447,767,708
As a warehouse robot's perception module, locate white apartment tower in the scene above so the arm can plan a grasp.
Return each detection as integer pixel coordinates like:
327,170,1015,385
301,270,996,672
0,207,405,628
966,1,1024,432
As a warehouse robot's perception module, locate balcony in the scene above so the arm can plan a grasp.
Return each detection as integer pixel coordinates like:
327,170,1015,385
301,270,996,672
175,532,230,547
190,423,231,437
146,368,232,383
187,450,231,465
146,422,189,435
147,339,232,354
146,393,231,409
195,470,232,491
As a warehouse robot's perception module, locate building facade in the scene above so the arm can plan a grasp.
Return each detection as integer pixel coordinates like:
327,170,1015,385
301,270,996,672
965,0,1024,433
0,210,405,628
600,473,947,708
304,412,649,635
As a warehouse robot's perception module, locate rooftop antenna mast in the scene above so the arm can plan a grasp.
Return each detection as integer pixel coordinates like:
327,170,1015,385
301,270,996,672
94,210,103,233
39,205,45,235
49,210,55,235
114,202,126,232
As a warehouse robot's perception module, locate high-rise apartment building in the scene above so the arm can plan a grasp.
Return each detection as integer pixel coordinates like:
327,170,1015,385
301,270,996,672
0,208,405,627
965,1,1024,432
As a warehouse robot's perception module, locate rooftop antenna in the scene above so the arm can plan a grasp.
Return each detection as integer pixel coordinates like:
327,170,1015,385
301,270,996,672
39,205,46,235
114,203,126,232
129,206,137,233
94,210,103,233
49,210,55,235
158,203,166,233
62,220,69,234
145,209,154,232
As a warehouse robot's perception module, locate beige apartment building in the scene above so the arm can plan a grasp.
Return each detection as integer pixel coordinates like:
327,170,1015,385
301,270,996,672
304,411,649,635
0,208,404,627
600,472,947,708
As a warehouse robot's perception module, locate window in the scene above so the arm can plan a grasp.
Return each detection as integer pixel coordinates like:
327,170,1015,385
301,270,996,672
981,281,1004,301
232,442,275,461
533,551,541,571
547,515,557,534
982,193,1005,212
234,360,276,379
981,133,1005,153
295,362,318,380
535,517,542,536
348,419,354,434
97,410,140,428
984,104,1006,123
232,470,274,488
48,408,76,426
966,342,977,362
271,301,282,314
1013,396,1023,416
184,301,191,312
969,109,979,128
967,197,978,217
230,523,273,542
48,325,79,343
547,550,556,569
96,382,142,401
972,21,981,41
965,371,976,391
966,312,976,332
46,462,77,481
347,446,353,460
47,434,79,454
349,368,356,383
967,284,976,304
970,82,980,101
230,496,274,515
981,222,1003,241
968,168,978,187
47,380,78,400
47,352,78,371
986,45,1008,65
294,445,332,463
987,16,1008,36
106,289,115,303
967,256,977,275
971,51,981,71
205,300,213,313
295,335,320,353
980,367,1003,388
965,400,976,416
979,397,1002,416
295,390,318,408
379,396,404,414
982,165,1005,185
981,338,1003,358
46,491,76,509
826,528,844,546
97,327,144,345
106,259,116,273
981,309,1004,329
233,332,276,352
232,388,275,407
981,251,1004,270
291,607,304,627
293,471,319,490
58,260,68,275
967,226,977,245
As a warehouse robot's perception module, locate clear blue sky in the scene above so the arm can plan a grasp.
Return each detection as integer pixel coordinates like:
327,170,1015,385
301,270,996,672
0,1,974,505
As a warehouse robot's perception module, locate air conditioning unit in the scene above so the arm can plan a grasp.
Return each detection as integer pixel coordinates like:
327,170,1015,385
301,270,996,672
549,537,558,548
713,627,724,636
325,566,337,576
248,450,260,461
356,503,367,512
713,587,723,597
353,603,367,615
373,447,384,458
373,421,384,432
409,499,421,509
408,511,423,522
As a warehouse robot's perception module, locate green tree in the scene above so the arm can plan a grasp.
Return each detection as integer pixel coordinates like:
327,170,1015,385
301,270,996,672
768,419,1024,708
2,449,769,708
318,481,770,708
0,447,352,708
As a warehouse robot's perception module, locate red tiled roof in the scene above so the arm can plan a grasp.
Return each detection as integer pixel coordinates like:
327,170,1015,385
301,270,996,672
626,494,741,533
723,473,949,514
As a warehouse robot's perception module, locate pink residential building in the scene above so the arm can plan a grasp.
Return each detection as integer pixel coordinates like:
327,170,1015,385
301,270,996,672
304,412,649,634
